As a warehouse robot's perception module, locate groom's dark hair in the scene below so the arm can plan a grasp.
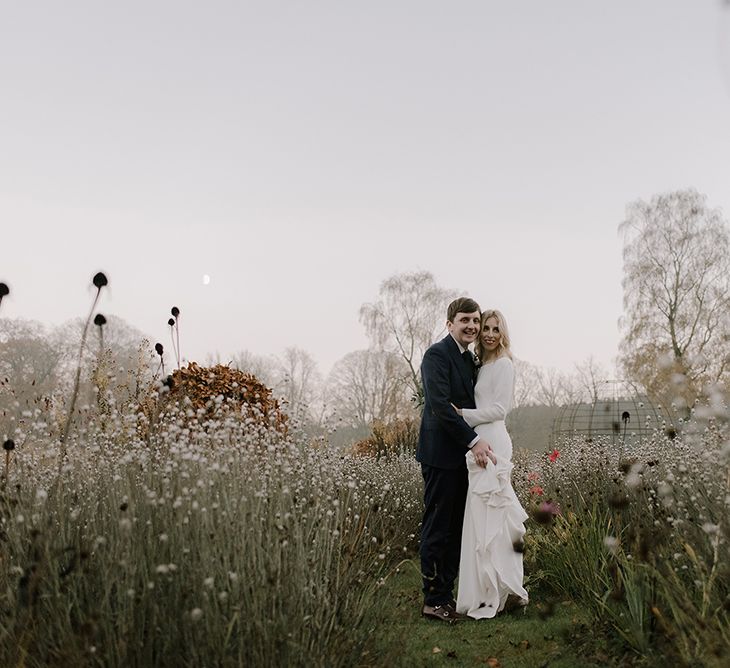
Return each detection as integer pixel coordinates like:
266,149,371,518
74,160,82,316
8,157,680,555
447,297,481,323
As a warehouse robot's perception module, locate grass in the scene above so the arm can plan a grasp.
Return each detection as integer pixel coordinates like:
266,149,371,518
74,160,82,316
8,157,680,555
0,402,423,667
0,355,727,666
364,564,615,667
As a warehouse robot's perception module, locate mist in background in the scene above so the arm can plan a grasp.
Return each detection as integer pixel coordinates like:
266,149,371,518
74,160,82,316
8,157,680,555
2,0,730,377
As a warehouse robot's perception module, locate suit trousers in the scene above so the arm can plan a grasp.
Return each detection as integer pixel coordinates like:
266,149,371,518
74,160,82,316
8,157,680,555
420,462,469,606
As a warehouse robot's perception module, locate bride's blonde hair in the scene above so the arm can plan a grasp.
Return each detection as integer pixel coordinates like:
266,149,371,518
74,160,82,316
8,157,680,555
475,309,513,362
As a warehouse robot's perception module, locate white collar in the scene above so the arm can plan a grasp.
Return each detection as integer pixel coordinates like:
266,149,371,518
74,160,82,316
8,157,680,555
449,334,468,355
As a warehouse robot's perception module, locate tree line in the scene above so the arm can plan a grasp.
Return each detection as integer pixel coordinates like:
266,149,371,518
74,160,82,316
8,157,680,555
2,188,728,445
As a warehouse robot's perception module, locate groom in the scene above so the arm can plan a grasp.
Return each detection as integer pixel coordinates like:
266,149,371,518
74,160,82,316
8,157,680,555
416,297,494,622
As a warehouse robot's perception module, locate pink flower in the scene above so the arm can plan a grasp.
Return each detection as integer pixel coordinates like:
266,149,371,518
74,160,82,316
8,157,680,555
527,471,540,482
532,499,561,524
539,500,561,517
530,485,544,496
548,448,560,463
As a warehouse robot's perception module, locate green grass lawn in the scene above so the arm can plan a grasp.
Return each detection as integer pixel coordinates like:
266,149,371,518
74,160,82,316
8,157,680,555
363,561,623,668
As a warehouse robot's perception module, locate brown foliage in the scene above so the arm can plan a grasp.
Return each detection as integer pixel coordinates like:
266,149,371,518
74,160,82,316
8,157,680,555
141,362,288,435
351,417,419,458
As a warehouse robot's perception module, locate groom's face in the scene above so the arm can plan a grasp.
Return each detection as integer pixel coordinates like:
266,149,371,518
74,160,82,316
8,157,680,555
447,311,481,347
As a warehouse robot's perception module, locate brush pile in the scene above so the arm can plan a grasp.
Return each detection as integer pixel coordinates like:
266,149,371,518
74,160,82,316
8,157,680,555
144,362,288,434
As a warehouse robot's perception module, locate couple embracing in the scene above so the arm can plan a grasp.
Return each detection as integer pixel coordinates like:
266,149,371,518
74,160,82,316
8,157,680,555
417,297,528,622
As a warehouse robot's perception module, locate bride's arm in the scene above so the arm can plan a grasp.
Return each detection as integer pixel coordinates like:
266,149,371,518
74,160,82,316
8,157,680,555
461,358,514,427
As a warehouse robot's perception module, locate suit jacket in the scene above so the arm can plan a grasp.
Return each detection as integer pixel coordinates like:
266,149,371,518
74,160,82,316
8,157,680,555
416,335,478,470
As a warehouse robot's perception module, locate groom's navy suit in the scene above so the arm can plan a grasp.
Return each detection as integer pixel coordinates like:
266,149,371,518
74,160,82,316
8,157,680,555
416,334,478,607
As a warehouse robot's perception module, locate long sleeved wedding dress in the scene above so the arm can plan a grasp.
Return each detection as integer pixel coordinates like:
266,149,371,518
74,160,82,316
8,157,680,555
456,356,529,619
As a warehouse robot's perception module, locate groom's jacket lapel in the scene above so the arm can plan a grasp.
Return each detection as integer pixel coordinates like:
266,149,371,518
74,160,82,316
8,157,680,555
445,335,475,396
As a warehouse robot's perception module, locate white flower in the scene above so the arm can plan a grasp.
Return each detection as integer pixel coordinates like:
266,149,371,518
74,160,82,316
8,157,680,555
625,472,641,489
204,577,214,589
190,608,203,621
657,482,672,497
603,536,619,554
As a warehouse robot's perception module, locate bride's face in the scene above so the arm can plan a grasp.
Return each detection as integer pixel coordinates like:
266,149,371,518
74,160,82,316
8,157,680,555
448,311,481,347
481,316,502,353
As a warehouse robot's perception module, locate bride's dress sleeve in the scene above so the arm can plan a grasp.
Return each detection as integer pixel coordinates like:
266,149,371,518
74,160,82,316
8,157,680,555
461,359,514,427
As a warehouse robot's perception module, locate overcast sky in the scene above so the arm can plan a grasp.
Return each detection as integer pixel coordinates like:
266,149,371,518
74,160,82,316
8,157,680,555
2,1,729,379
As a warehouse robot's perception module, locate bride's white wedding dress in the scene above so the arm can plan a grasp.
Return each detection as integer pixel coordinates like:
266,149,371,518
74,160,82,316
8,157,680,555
456,356,529,619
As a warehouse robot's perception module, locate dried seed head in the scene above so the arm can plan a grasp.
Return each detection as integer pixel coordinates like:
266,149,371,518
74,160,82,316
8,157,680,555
92,272,108,288
168,318,175,327
0,282,9,298
94,314,107,327
3,439,15,451
531,501,559,525
171,306,180,318
618,459,636,474
608,493,630,509
155,343,164,356
163,375,175,390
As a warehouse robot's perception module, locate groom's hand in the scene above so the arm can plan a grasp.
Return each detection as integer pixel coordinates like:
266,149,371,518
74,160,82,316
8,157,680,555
471,440,496,468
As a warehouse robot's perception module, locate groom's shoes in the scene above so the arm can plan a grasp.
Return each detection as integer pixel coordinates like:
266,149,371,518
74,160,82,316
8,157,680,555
445,601,469,621
422,604,456,623
421,601,469,623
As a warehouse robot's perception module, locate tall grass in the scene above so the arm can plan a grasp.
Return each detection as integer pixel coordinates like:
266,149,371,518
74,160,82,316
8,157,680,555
1,347,728,665
0,396,421,667
516,403,730,666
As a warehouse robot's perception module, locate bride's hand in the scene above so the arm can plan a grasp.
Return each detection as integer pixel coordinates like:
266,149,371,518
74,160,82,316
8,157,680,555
450,402,463,416
471,440,497,468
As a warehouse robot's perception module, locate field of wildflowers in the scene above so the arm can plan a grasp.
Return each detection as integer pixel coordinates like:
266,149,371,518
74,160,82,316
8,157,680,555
516,398,729,666
2,379,727,666
0,396,423,667
1,277,727,666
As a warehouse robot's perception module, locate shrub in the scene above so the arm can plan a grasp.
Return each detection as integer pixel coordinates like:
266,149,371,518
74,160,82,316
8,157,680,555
351,418,419,459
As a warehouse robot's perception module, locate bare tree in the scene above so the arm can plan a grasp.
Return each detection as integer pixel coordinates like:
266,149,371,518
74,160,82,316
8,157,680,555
325,349,414,429
52,315,153,388
512,359,540,408
274,347,322,424
0,319,65,394
619,189,730,408
0,319,65,436
532,366,580,407
229,350,280,390
514,359,601,408
359,271,458,404
573,356,609,404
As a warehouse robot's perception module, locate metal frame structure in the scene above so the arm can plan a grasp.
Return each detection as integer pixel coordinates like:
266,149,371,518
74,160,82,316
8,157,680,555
551,379,673,447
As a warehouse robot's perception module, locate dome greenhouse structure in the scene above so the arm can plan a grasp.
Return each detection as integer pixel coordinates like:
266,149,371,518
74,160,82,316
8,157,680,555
551,380,674,448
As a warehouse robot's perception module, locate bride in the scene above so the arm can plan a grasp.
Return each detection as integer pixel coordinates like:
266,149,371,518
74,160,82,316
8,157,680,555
453,309,529,619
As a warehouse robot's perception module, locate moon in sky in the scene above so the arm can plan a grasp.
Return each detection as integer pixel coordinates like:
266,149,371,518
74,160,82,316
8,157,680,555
202,274,211,285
